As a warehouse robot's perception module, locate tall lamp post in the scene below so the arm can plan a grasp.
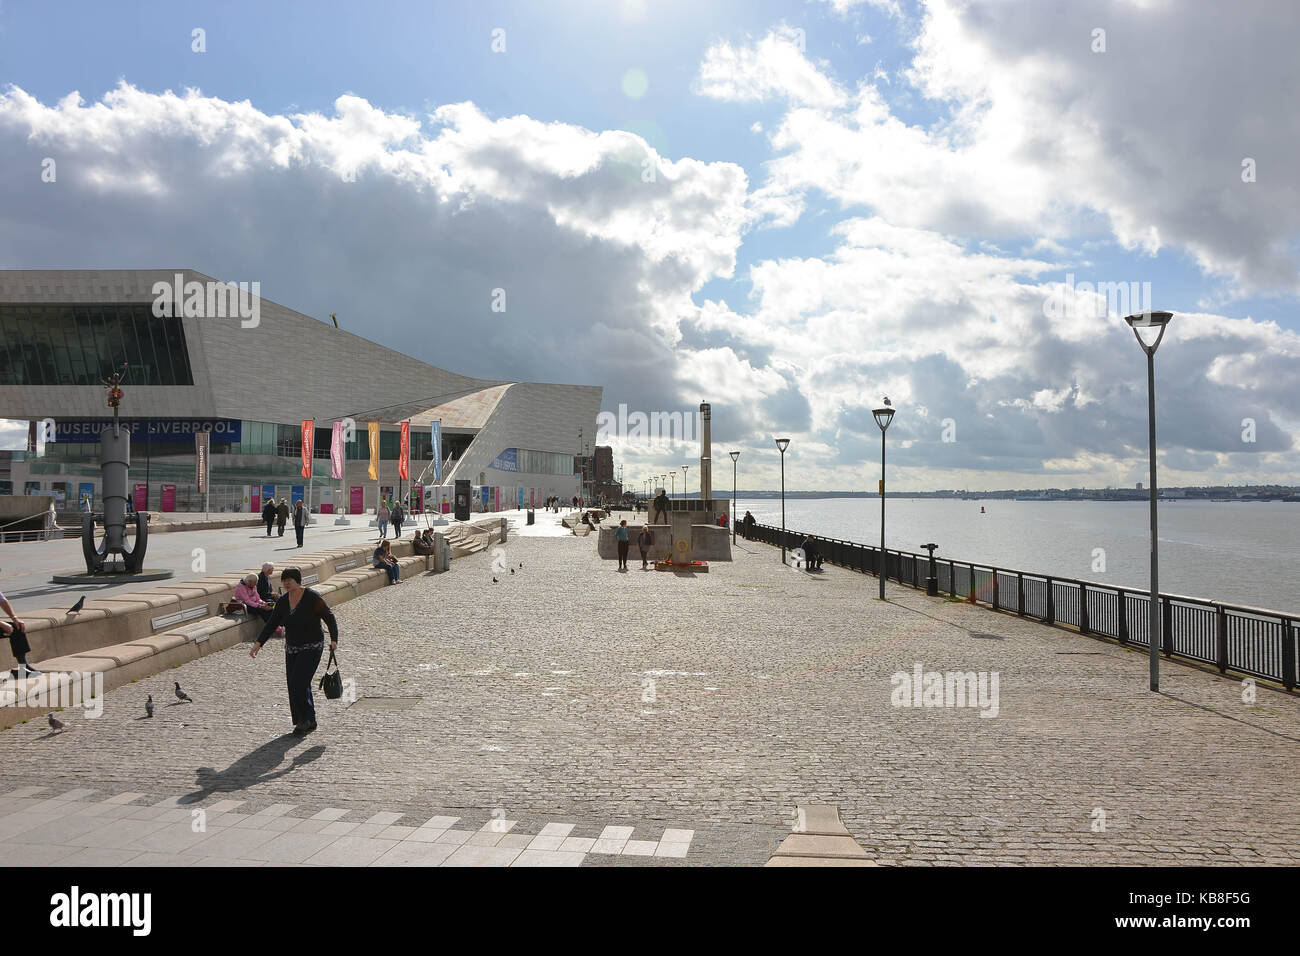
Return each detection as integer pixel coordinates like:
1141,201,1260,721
670,472,675,499
1125,310,1173,692
873,399,895,600
775,438,790,562
682,466,689,503
729,450,740,543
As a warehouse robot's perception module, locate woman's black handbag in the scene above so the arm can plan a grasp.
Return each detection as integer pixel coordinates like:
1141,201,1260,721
319,649,343,700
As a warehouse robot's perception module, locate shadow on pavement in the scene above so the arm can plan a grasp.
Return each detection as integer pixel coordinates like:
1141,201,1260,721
180,738,326,803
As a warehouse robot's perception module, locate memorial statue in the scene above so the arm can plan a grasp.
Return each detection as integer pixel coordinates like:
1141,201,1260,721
80,364,150,574
651,489,670,525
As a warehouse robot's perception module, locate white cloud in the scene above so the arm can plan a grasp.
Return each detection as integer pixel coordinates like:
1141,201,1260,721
720,2,1300,296
695,25,850,109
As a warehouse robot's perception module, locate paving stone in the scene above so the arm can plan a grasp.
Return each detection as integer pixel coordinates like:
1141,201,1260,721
3,533,1298,866
442,844,523,867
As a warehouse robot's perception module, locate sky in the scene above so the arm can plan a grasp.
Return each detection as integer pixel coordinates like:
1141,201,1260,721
1,0,1298,491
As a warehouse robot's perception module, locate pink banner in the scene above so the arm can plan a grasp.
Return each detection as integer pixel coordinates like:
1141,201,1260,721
250,485,260,513
350,486,364,513
160,484,176,512
330,421,345,480
133,484,147,511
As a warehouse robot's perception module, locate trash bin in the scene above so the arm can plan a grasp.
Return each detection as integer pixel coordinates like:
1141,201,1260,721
526,508,535,525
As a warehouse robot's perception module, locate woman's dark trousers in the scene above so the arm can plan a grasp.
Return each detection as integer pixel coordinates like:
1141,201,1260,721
285,646,323,726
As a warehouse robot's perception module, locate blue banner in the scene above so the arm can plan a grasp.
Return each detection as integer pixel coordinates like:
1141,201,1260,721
489,447,518,472
261,484,275,504
291,485,304,505
53,418,242,444
78,482,94,509
431,420,442,483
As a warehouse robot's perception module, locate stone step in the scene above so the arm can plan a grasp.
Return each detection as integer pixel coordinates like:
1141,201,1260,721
765,805,877,866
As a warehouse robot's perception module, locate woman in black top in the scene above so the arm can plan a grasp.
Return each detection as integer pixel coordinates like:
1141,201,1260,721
250,567,338,737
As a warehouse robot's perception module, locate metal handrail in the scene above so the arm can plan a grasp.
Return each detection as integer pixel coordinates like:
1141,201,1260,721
0,508,53,531
744,521,1299,690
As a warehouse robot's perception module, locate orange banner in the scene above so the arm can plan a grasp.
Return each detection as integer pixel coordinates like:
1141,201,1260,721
301,420,314,478
367,421,379,482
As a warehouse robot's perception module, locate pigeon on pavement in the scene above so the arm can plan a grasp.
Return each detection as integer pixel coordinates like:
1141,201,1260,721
174,682,193,703
68,596,85,614
492,577,498,583
145,695,154,718
47,714,65,732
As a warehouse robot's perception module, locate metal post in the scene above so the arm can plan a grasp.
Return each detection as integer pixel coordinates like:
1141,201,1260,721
1146,349,1160,691
879,428,886,600
779,448,787,563
731,456,737,544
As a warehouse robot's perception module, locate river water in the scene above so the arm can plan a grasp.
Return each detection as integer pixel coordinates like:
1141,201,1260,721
725,497,1299,612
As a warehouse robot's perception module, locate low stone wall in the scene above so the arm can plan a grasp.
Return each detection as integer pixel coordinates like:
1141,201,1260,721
1,537,424,673
1,536,448,729
595,523,731,562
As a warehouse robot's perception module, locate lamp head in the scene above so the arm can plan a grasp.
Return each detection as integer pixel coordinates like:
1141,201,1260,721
729,450,740,462
775,438,790,453
1124,310,1173,353
873,406,895,432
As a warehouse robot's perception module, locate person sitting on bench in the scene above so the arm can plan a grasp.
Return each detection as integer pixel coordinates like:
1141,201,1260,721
373,540,401,584
235,573,275,622
799,535,823,570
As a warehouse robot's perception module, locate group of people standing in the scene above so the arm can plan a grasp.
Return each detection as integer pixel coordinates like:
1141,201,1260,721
376,501,407,538
613,520,658,571
260,497,308,548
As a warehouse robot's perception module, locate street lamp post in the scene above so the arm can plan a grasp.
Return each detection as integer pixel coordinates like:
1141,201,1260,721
775,438,790,562
873,400,895,600
729,450,740,543
1125,310,1173,692
682,466,689,504
670,472,675,499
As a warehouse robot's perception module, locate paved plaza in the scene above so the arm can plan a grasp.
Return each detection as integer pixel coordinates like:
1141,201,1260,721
2,513,1299,866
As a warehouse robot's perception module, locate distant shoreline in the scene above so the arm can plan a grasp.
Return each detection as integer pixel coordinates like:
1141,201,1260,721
667,490,1300,502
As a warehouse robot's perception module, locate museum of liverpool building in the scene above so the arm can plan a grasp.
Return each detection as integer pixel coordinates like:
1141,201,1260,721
0,270,602,516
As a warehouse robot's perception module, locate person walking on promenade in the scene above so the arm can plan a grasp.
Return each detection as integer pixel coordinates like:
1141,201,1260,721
742,510,755,539
235,573,274,622
1,589,39,678
391,501,405,538
293,499,306,548
615,519,630,571
261,498,276,537
250,567,338,737
377,500,390,539
276,498,289,537
637,524,654,569
372,540,401,584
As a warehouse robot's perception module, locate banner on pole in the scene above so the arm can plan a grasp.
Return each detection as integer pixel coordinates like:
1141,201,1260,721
368,421,379,481
194,430,209,494
301,420,314,478
330,421,345,480
431,420,442,483
399,421,410,481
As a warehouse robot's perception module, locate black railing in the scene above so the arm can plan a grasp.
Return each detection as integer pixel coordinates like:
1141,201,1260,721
741,522,1299,690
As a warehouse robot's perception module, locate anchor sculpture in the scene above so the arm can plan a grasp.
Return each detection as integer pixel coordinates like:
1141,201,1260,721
81,364,150,573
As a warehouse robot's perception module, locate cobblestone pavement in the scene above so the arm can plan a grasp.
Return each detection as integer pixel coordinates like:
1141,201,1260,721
3,523,1299,865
